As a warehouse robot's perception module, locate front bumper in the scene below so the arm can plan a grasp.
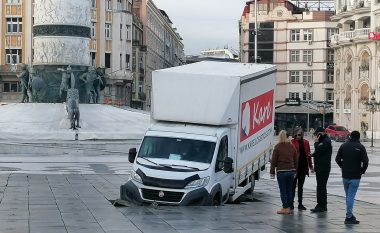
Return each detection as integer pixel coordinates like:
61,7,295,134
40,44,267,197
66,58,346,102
120,180,212,206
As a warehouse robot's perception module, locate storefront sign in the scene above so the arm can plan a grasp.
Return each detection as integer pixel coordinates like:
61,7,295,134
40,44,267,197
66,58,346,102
368,32,380,40
285,98,300,106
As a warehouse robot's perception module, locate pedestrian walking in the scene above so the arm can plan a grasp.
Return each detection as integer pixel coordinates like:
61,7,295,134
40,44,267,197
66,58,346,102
290,128,314,210
335,131,369,224
270,130,298,214
310,127,332,213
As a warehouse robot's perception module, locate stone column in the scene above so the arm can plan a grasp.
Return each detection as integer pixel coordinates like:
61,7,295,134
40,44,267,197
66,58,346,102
32,0,91,102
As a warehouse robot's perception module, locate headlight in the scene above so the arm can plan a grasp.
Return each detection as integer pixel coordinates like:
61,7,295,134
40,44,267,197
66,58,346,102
130,170,142,183
185,177,210,189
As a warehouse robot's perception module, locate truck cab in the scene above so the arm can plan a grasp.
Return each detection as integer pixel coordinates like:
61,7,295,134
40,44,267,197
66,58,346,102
123,123,235,205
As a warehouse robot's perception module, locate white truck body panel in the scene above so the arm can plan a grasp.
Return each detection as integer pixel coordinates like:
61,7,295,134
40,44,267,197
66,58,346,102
152,61,275,126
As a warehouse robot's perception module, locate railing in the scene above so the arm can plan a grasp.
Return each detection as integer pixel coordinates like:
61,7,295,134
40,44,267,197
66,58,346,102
339,31,355,40
355,28,370,37
330,34,339,44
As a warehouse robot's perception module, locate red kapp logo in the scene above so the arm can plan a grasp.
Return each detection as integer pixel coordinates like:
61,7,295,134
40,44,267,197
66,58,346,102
240,90,274,142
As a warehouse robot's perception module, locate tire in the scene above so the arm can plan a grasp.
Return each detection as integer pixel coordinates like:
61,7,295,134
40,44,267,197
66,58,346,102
212,194,221,206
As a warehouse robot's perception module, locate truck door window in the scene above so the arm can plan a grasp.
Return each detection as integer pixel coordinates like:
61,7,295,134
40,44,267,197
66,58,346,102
215,136,228,172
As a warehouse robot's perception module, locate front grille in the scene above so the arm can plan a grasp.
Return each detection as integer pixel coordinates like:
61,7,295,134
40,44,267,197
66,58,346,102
141,188,184,203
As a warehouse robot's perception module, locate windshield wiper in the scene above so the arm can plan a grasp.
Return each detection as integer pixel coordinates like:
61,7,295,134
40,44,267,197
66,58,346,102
138,157,172,168
163,164,200,171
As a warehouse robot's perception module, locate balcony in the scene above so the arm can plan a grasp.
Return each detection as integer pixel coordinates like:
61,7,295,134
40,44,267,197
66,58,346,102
330,28,371,46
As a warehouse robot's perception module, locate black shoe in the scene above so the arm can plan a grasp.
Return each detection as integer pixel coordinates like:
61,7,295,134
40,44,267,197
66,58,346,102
298,204,307,210
311,206,326,213
290,205,294,210
345,216,360,224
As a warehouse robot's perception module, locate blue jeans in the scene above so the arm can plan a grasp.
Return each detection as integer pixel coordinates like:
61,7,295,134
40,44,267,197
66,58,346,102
277,171,295,208
343,178,360,218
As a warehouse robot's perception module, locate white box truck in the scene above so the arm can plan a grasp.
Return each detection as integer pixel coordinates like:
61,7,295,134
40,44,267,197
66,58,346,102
120,61,276,205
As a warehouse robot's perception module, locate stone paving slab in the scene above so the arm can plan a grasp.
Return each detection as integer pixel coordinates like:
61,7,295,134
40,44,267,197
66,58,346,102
0,173,378,232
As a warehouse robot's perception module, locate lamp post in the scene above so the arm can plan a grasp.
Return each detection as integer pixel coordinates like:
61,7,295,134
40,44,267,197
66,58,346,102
303,82,312,135
365,92,380,147
318,102,327,128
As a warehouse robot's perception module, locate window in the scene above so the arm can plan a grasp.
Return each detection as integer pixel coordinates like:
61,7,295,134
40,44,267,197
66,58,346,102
327,49,334,62
126,25,130,40
117,0,122,10
91,0,96,8
3,82,19,92
126,54,130,69
289,71,300,83
302,92,313,101
106,0,112,10
6,18,22,33
327,92,334,101
105,53,111,68
327,71,334,83
289,92,299,99
302,71,313,83
303,50,312,62
116,85,123,97
105,23,111,39
105,85,111,95
91,52,96,66
6,49,22,64
6,0,22,3
291,29,300,41
303,29,313,41
215,136,228,172
327,28,338,40
91,22,96,38
290,50,300,62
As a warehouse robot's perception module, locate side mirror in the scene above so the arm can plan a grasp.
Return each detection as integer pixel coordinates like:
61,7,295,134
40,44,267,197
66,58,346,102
128,148,137,163
223,157,234,174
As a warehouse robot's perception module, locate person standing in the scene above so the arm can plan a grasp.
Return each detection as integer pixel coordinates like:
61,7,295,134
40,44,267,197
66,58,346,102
335,131,369,224
270,130,298,214
311,127,332,213
291,128,314,210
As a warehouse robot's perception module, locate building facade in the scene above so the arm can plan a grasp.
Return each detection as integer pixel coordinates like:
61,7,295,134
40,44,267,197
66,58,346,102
0,0,133,105
329,0,379,138
133,0,185,110
240,0,336,131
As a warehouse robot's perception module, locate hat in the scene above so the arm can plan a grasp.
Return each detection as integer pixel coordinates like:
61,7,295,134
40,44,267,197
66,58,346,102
314,127,325,135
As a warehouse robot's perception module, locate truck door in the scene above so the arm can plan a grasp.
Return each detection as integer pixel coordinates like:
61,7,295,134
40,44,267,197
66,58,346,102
214,134,233,200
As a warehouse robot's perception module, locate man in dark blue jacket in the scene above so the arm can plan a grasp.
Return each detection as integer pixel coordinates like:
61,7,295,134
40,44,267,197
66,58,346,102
311,127,332,213
336,131,369,224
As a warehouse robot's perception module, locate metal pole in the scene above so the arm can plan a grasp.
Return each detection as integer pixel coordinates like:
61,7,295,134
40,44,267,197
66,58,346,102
371,111,374,147
307,96,310,135
254,0,258,63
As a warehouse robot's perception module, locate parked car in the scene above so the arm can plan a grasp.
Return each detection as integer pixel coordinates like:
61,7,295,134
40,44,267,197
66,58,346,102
325,125,350,141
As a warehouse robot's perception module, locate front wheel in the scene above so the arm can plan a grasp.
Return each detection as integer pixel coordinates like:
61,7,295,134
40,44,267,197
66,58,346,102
212,193,221,206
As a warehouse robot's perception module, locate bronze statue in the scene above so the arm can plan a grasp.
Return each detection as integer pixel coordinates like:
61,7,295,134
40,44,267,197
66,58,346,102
17,64,30,103
79,66,105,103
66,88,80,129
58,65,76,100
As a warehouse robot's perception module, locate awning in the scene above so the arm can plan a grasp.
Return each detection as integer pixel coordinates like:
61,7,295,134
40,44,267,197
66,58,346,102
275,102,333,114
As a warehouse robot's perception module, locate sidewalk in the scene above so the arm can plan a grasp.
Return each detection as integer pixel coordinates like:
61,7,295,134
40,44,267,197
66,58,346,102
0,173,379,233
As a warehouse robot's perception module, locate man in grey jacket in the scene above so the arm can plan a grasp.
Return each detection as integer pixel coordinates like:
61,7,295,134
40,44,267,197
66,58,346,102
336,131,369,224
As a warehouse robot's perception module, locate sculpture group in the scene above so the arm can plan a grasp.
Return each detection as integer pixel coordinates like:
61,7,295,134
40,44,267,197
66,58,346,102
17,64,106,130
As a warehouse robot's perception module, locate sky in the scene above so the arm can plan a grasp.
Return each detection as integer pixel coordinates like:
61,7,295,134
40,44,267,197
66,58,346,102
153,0,248,55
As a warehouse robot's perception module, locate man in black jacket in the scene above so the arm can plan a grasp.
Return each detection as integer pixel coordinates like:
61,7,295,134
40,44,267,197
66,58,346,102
311,127,332,213
336,131,369,224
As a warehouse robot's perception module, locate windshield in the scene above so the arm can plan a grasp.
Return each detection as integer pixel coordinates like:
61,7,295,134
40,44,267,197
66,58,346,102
335,126,347,131
138,136,216,164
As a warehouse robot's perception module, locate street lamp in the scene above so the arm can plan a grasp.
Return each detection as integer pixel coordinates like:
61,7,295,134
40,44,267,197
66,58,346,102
303,82,312,135
364,91,380,147
318,102,327,128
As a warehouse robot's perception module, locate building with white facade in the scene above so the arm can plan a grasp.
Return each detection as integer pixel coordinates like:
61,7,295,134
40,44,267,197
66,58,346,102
240,0,337,131
329,0,379,138
0,0,133,105
133,0,185,110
